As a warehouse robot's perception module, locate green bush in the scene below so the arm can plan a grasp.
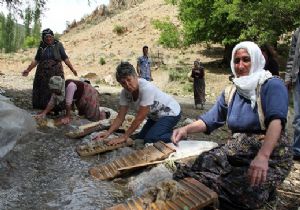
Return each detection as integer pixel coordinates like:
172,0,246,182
168,67,188,82
99,57,106,65
23,36,39,48
151,19,181,48
164,0,178,5
113,25,126,35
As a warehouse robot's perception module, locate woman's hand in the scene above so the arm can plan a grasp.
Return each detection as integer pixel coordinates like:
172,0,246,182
22,69,30,77
35,112,46,119
105,136,127,146
60,116,71,124
248,154,269,187
93,131,110,141
72,69,78,76
172,126,188,145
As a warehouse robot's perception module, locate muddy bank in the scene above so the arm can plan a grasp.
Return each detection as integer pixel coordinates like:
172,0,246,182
0,78,300,209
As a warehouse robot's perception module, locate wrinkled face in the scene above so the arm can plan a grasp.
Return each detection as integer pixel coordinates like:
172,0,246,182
44,35,54,45
118,75,139,92
233,48,251,77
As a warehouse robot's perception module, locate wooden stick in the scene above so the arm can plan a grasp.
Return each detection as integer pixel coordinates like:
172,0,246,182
117,160,166,171
277,189,300,196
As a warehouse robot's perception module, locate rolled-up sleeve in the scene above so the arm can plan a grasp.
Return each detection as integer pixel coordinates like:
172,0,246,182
261,78,288,128
199,92,228,134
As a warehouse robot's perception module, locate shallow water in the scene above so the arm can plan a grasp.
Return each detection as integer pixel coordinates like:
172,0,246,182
0,126,132,210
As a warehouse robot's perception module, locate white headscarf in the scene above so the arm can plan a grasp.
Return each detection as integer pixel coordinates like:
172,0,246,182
230,41,273,108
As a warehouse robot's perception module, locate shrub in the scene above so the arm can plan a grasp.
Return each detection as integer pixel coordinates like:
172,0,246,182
151,19,181,48
99,57,106,65
113,25,126,35
23,36,39,48
168,67,188,82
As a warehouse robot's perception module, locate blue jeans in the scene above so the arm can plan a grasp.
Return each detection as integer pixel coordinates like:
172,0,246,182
137,114,181,144
293,76,300,156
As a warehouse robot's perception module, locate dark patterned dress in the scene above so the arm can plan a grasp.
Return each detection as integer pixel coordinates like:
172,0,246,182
32,40,68,109
192,65,205,107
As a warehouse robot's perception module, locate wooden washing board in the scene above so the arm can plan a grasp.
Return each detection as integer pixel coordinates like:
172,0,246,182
89,141,175,180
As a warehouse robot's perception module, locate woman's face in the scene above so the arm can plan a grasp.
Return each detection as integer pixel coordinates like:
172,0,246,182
118,75,139,92
233,48,251,77
44,35,54,45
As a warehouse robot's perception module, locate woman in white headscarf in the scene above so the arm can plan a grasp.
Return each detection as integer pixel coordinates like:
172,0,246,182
172,41,293,209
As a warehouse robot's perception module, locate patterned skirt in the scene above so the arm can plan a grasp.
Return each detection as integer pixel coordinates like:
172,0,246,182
193,78,205,105
75,82,101,122
32,60,64,109
174,133,293,209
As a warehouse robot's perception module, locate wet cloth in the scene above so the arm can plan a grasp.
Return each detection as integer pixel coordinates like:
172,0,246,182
174,133,293,209
32,60,64,109
192,66,205,106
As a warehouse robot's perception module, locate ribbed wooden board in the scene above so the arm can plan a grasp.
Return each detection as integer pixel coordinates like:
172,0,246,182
106,178,219,210
76,138,134,156
65,122,108,139
89,141,175,180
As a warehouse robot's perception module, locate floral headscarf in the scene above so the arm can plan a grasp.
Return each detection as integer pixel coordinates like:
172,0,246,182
48,76,65,105
230,41,272,108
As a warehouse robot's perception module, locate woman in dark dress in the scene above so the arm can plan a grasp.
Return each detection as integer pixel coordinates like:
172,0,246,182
192,60,205,109
260,44,279,76
22,28,77,110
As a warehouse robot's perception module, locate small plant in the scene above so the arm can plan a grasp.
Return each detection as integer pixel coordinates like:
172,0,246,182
168,67,188,82
99,57,106,65
113,25,126,35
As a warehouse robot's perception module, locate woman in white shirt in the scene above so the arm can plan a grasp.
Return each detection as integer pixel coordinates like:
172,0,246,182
94,62,181,145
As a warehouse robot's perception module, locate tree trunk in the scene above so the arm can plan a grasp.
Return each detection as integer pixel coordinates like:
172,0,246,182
223,44,234,66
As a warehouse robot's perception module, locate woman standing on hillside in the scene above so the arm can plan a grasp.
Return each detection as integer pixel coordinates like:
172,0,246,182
22,28,77,110
191,60,205,109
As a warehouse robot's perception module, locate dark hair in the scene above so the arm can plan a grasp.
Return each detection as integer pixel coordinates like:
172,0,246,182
143,45,148,50
116,61,137,82
260,44,278,61
42,28,54,40
105,111,111,119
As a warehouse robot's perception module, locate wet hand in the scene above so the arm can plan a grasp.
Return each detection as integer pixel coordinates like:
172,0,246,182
22,70,29,77
105,136,126,146
72,69,78,76
34,113,46,119
60,117,71,125
92,131,109,141
248,154,269,187
172,127,188,145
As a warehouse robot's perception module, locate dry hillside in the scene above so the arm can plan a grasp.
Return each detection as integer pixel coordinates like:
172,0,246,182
0,0,230,102
0,0,299,209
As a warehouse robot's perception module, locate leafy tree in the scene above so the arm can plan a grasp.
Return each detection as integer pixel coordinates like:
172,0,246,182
24,6,32,37
0,13,5,50
178,0,300,64
32,2,41,40
4,13,15,52
152,19,181,48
